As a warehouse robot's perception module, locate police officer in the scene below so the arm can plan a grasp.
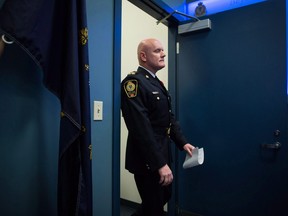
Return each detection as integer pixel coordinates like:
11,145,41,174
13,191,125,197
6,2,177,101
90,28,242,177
121,38,195,216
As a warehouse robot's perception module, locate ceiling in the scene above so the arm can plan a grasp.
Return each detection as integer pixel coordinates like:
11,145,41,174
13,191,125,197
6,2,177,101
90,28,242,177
150,0,267,22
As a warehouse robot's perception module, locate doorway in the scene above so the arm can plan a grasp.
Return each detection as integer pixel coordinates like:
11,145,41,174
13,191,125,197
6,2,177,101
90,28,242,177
120,0,169,210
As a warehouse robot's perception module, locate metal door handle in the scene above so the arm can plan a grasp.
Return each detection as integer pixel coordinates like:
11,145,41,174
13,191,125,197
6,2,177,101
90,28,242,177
261,142,281,149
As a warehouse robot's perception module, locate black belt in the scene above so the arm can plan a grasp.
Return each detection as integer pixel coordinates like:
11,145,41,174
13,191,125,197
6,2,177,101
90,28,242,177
153,126,171,136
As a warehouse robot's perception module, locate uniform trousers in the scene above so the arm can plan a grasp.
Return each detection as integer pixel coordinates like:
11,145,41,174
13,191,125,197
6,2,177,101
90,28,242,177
134,171,172,216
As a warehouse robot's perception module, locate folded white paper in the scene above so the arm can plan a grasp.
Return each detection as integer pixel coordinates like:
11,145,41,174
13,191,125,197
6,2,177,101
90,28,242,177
183,147,204,169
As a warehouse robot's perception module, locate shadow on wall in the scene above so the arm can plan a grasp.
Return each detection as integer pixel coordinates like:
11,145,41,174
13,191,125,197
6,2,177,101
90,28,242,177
0,42,60,216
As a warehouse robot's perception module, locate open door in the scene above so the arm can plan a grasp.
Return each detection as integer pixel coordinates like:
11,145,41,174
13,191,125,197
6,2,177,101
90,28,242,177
129,0,288,215
175,1,288,216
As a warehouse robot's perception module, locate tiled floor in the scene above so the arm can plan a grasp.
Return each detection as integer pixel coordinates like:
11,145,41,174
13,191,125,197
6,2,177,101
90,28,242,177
120,199,139,216
121,202,169,216
120,204,137,216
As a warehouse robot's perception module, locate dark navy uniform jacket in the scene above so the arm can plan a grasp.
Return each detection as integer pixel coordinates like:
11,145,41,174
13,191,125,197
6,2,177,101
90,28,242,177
121,67,188,174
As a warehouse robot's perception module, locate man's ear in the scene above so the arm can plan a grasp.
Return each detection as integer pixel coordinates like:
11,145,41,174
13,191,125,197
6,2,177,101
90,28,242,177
140,51,146,62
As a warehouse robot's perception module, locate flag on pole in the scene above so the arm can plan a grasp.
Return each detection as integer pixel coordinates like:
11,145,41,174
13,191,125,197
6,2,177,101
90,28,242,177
0,0,93,215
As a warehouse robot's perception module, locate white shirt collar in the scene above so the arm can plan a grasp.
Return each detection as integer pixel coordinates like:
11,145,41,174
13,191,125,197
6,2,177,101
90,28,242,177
139,66,156,78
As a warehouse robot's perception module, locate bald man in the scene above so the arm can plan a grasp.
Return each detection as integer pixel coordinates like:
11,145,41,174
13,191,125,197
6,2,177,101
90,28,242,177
121,38,195,216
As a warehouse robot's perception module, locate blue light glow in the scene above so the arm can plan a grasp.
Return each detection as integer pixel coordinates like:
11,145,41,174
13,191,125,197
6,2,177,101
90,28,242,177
187,0,267,17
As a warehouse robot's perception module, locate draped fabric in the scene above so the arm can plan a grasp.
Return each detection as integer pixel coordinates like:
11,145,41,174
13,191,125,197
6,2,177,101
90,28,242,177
0,0,93,215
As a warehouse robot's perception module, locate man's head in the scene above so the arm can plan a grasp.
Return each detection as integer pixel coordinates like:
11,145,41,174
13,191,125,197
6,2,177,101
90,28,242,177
137,38,166,74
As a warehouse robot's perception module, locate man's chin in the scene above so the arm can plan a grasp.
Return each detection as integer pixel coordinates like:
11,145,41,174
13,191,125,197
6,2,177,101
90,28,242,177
158,64,165,69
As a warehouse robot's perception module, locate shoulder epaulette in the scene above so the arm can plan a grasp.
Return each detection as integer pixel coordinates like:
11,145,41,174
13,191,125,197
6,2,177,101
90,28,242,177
128,71,137,76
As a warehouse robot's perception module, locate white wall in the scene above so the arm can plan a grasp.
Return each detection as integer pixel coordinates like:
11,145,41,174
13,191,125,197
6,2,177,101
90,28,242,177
121,0,168,203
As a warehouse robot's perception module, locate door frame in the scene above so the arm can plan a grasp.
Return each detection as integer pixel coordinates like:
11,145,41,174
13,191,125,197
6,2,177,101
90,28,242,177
116,1,180,216
112,0,122,215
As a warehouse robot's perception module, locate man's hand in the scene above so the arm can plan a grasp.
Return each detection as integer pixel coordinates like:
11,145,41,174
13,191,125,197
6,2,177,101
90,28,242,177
158,164,173,186
183,143,195,157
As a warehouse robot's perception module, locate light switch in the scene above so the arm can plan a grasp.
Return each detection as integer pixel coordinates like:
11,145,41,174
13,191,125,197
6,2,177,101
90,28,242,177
94,101,103,120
